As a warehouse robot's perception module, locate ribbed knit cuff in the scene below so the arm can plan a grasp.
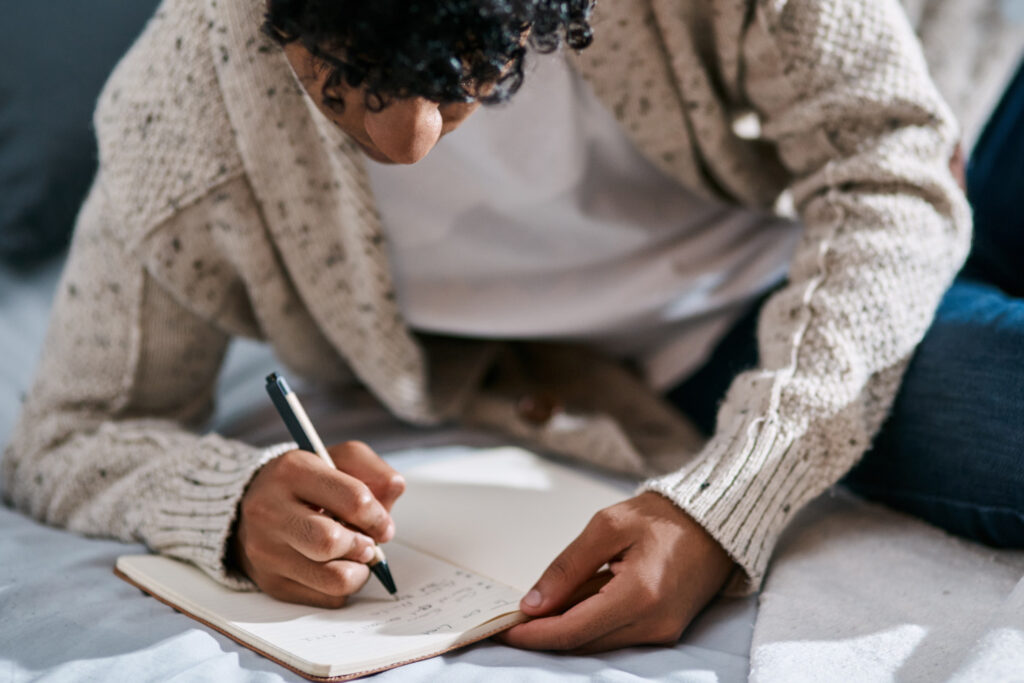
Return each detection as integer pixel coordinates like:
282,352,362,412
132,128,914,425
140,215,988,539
147,439,296,590
640,412,800,596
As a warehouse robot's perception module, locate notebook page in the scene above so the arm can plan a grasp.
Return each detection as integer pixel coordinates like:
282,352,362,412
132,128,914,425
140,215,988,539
117,543,523,677
392,448,632,592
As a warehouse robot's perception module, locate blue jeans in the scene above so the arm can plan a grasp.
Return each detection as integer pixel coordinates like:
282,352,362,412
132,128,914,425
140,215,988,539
667,61,1024,547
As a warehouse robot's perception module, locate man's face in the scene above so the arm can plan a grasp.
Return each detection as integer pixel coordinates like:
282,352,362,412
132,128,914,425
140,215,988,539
283,42,482,165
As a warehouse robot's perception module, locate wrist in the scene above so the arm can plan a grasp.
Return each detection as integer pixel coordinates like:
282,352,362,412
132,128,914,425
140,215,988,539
222,441,296,579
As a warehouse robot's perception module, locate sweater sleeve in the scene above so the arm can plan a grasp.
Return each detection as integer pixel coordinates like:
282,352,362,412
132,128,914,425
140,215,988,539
1,180,291,589
640,0,972,593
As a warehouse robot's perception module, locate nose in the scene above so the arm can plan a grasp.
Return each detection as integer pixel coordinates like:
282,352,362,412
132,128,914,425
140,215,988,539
363,97,443,164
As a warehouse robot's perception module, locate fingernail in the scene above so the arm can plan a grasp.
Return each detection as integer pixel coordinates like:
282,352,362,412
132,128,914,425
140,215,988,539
358,544,375,563
522,589,543,609
389,475,405,493
383,519,395,542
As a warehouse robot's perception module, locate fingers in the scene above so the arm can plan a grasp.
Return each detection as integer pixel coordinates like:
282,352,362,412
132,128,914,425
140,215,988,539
501,574,634,651
503,508,634,651
234,449,393,608
518,507,630,617
280,552,371,599
501,493,737,653
327,441,406,511
261,570,369,609
243,509,372,601
568,619,684,654
282,451,395,542
284,507,378,564
494,571,612,648
564,570,614,607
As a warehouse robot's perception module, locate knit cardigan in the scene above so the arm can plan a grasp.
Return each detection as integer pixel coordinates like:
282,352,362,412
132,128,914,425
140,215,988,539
3,0,970,596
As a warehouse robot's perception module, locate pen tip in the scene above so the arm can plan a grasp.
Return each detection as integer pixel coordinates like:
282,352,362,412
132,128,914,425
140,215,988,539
370,560,397,596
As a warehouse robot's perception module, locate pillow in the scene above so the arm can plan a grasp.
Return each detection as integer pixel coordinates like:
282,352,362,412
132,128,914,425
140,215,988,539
0,1,159,265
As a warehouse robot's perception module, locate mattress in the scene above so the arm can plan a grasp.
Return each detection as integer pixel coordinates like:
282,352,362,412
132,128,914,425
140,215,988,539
0,258,756,682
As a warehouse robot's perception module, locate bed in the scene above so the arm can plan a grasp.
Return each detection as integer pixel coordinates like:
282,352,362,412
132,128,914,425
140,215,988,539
4,239,1023,683
0,259,756,682
3,2,1022,679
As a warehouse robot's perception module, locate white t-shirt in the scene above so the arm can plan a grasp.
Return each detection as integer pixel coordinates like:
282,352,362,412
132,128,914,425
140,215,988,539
364,51,801,389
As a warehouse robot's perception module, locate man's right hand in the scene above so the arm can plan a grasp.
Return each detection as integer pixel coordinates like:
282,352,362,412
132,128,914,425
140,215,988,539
230,440,405,607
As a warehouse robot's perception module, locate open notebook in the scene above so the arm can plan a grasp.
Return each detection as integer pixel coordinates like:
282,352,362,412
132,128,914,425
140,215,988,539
115,448,631,681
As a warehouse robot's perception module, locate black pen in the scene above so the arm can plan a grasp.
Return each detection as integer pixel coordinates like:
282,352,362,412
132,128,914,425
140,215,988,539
265,372,398,597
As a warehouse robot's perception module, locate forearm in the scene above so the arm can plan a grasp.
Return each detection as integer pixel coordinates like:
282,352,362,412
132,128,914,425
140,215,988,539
0,180,286,586
4,409,291,587
643,0,971,593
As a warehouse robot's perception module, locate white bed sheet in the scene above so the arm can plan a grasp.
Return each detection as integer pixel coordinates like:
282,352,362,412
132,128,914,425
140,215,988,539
750,492,1024,682
0,258,755,682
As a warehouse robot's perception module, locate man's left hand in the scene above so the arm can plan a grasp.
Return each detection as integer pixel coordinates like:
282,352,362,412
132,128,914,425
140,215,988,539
498,491,735,653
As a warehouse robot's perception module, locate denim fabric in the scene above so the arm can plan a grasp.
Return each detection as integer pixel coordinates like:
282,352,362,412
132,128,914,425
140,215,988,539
841,280,1024,546
962,60,1024,299
667,60,1024,548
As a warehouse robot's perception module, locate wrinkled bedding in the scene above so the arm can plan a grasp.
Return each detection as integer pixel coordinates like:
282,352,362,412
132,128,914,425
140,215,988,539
0,259,755,682
5,257,1020,683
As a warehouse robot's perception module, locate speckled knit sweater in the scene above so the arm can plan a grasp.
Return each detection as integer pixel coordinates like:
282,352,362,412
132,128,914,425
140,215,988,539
3,0,971,595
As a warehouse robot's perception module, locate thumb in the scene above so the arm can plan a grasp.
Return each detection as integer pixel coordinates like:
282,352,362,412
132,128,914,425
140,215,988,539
520,512,626,616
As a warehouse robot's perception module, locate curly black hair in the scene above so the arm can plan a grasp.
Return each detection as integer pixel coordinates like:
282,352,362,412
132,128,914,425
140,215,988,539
263,0,594,112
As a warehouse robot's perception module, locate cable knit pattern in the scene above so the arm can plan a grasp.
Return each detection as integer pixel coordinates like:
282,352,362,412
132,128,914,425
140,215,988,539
3,0,970,594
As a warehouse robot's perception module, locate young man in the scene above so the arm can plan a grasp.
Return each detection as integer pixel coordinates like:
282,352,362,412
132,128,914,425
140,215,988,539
6,0,1019,653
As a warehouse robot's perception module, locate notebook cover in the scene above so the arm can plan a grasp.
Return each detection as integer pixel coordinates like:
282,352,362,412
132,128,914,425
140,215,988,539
114,566,525,681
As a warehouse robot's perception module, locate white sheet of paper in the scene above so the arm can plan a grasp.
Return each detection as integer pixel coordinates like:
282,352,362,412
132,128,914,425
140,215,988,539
117,543,523,677
116,448,632,678
391,447,631,591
